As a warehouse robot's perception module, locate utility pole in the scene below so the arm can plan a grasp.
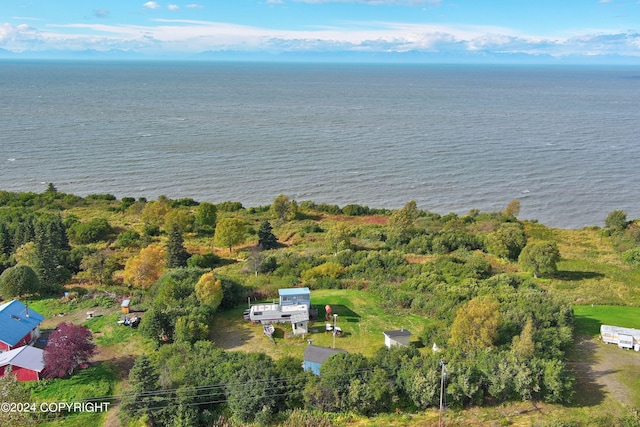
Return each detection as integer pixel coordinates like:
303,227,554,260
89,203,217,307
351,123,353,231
439,360,447,427
332,313,338,349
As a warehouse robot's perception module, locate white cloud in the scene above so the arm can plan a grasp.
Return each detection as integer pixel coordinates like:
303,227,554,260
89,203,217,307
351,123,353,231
143,2,161,10
186,4,204,8
1,18,638,59
168,4,180,11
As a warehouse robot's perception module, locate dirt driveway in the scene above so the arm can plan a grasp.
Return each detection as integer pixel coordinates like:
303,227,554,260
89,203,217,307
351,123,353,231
569,334,640,407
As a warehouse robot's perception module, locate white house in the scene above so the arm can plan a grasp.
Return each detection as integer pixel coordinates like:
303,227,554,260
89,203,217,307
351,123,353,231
383,328,412,348
249,288,311,335
601,325,640,350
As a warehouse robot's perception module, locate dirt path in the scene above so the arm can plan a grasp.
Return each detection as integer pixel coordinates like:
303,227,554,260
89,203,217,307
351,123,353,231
569,334,640,407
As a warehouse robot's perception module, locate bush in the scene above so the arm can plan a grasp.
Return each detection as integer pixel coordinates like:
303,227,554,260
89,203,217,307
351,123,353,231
142,224,161,236
259,256,278,274
301,262,345,280
86,193,117,201
67,218,114,244
116,230,141,248
342,204,370,216
216,201,243,212
187,252,220,269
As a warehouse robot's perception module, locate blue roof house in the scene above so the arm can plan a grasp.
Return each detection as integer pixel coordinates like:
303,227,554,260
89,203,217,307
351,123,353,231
278,287,310,309
0,300,45,352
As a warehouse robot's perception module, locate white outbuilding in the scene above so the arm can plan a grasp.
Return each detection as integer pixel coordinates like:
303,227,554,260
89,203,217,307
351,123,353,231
383,328,412,348
600,324,640,350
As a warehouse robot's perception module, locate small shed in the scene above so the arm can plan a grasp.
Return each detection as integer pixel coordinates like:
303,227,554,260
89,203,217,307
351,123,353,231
383,328,412,348
121,299,131,314
0,345,45,382
303,344,347,375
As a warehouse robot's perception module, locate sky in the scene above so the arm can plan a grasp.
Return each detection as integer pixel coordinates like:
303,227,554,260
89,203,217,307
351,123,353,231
1,0,639,61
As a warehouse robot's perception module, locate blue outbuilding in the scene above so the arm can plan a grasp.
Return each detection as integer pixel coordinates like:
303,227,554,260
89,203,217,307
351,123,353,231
302,344,347,376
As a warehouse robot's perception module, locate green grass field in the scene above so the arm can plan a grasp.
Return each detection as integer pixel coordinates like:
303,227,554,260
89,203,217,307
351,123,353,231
24,363,116,427
573,304,640,336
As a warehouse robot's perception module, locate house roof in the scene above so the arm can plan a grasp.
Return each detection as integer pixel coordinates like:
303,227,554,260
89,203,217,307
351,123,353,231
0,345,45,372
0,300,45,347
278,287,310,297
303,345,346,364
290,312,309,324
383,329,412,338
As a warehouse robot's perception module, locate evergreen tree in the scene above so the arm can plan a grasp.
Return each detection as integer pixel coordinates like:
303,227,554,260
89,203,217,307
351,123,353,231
12,216,35,251
120,355,161,423
0,223,11,257
166,225,190,268
33,216,70,286
257,220,278,250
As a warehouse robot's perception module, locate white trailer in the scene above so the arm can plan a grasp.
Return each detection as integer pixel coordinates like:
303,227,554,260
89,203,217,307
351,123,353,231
600,325,640,350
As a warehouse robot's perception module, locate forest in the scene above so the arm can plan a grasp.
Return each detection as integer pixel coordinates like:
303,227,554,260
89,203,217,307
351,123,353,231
0,186,639,427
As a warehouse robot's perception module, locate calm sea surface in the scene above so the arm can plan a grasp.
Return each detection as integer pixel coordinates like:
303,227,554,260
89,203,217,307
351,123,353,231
1,61,639,229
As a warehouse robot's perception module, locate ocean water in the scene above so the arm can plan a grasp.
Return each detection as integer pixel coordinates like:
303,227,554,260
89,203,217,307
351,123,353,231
1,60,639,229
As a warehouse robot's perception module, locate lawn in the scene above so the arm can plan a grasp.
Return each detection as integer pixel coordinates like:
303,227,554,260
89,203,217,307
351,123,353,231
24,363,116,427
210,288,431,360
573,304,640,336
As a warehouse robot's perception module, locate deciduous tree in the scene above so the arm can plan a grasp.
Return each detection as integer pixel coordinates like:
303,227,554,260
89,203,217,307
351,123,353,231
123,244,167,288
326,222,351,255
79,249,118,285
0,374,37,426
164,209,194,233
485,223,527,261
270,194,298,221
141,197,170,227
43,322,96,378
518,241,560,278
449,296,500,353
195,272,223,310
387,200,419,247
0,264,41,297
195,202,217,232
505,199,521,217
605,209,628,232
214,218,246,254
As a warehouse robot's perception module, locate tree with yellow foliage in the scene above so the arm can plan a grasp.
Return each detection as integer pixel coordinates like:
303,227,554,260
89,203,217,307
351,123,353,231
195,272,223,311
123,244,167,288
449,296,500,353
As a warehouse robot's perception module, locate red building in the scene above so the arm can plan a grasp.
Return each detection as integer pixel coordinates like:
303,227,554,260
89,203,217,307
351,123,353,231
0,345,45,381
0,300,45,352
